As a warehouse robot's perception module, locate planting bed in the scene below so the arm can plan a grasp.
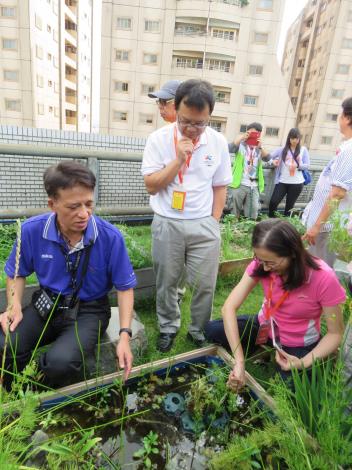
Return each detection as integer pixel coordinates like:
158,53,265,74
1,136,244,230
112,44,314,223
36,347,272,469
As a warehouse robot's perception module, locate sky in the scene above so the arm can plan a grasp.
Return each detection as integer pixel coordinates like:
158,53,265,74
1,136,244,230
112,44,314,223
277,0,309,63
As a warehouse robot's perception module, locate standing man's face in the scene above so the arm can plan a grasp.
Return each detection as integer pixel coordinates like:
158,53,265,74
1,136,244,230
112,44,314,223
176,101,210,140
157,98,177,123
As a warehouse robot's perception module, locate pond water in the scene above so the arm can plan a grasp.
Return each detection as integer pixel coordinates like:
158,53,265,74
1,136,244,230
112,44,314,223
39,356,264,469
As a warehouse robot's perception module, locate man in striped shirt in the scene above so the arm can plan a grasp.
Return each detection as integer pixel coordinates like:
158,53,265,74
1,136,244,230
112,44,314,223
302,97,352,266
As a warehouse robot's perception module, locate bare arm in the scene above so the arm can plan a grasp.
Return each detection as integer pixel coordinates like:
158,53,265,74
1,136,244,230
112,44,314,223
302,186,346,245
116,288,134,380
276,305,344,370
0,276,26,333
212,186,227,221
221,272,258,389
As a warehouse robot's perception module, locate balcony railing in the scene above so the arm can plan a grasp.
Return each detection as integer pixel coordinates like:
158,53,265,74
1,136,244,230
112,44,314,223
174,57,233,73
174,28,238,41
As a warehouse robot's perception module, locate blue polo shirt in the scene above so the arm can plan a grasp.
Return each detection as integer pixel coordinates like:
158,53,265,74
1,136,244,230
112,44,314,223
5,213,137,301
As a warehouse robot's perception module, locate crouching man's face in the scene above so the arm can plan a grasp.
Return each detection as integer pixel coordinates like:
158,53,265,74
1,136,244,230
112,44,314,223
48,185,94,237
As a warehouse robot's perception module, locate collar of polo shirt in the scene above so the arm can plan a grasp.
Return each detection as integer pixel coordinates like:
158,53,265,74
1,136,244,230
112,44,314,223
43,212,99,245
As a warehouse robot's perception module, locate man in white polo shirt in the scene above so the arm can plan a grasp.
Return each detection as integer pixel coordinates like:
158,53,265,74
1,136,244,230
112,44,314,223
142,79,232,352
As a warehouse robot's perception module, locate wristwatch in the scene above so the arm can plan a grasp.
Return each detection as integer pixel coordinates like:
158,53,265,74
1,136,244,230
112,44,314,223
119,327,132,338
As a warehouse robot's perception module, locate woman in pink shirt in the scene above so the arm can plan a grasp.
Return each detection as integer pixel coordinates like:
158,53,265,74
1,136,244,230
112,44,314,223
205,219,345,389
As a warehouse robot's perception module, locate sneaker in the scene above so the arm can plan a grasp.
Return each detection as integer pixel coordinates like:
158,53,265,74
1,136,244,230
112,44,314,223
187,332,207,348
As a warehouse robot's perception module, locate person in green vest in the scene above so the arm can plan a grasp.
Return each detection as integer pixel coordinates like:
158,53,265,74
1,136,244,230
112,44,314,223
228,123,270,219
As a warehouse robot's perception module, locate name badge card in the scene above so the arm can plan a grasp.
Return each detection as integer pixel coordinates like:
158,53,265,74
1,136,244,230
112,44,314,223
171,186,186,211
255,320,270,345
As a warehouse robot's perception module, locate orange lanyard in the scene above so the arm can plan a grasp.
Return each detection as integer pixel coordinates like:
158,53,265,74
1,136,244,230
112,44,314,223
264,277,289,321
173,125,198,185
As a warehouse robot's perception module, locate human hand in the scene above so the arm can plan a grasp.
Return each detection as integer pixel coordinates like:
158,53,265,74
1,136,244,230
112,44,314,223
227,362,246,392
0,305,23,334
176,138,194,165
272,159,280,167
302,225,320,245
116,336,133,381
275,350,304,371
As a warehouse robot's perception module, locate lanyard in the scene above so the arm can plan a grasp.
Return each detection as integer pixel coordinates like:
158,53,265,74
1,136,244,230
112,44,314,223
60,246,84,293
173,125,199,185
263,277,289,321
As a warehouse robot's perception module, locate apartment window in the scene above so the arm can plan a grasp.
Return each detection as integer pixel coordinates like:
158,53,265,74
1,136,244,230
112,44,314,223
331,88,344,99
145,20,160,32
35,14,43,30
115,49,129,62
342,38,352,49
240,124,247,133
254,32,268,44
3,70,19,81
53,29,58,42
309,113,313,121
265,127,279,137
140,113,154,125
113,111,128,122
214,90,231,103
209,119,226,133
5,98,21,111
141,84,155,95
2,38,17,50
54,82,59,93
337,64,350,74
258,0,273,9
295,78,301,87
116,17,132,30
249,65,263,75
143,53,157,64
36,75,44,87
54,107,59,117
53,56,59,68
291,97,298,106
48,80,52,87
37,103,45,115
1,6,16,17
326,113,338,121
212,29,235,40
49,106,53,113
321,136,333,145
205,59,231,72
298,59,305,67
176,56,203,69
47,53,52,61
36,45,43,59
114,81,129,92
243,95,258,106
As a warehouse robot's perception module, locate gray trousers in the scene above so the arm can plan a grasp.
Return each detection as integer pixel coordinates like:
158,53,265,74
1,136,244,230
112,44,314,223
308,232,336,267
228,185,259,219
151,214,220,337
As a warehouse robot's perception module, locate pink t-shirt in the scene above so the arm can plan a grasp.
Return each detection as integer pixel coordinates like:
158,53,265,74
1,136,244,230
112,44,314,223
246,259,346,347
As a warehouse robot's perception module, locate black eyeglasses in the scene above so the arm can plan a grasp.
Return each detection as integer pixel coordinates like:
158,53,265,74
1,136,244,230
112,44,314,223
177,117,209,129
254,256,286,269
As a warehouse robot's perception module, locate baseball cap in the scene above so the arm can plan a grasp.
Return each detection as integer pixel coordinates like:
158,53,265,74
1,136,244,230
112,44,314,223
148,80,182,100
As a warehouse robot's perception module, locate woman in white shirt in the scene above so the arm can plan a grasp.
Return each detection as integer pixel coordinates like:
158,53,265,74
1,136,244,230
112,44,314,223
268,128,310,217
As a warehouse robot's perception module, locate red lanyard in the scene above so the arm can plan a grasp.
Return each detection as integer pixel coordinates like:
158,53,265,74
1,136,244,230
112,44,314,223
264,277,289,320
173,125,199,185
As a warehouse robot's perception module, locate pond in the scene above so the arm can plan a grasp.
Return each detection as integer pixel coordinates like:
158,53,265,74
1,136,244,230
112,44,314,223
34,354,266,469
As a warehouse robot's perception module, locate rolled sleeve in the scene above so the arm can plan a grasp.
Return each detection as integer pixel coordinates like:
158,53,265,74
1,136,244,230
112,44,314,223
330,149,352,191
213,137,233,186
141,134,165,176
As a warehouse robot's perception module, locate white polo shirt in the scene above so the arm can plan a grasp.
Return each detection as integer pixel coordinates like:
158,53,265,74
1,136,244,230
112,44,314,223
141,123,232,219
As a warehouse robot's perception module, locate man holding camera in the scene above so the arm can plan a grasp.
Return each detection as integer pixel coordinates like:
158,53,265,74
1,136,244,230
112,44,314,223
0,161,136,386
228,123,269,219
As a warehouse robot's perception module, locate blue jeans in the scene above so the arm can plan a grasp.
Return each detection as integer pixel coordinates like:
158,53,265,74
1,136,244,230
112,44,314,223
205,315,319,381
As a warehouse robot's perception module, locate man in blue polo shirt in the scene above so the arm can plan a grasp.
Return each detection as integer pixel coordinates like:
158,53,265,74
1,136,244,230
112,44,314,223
0,161,137,386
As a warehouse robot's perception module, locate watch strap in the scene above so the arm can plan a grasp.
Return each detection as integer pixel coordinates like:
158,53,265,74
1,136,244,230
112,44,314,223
119,327,132,338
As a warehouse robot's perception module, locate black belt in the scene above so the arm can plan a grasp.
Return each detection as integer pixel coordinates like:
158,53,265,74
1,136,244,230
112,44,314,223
42,288,108,309
249,177,258,181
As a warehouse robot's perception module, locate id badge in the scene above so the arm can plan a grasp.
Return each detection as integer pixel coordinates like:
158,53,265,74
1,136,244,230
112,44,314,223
171,186,186,211
255,320,270,345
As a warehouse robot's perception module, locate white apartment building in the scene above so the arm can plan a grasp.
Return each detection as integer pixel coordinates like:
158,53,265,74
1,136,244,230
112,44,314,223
0,0,95,132
100,0,296,146
282,0,352,159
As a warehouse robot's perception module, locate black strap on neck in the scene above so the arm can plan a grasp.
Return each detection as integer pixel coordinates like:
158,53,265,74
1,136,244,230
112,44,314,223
60,240,93,306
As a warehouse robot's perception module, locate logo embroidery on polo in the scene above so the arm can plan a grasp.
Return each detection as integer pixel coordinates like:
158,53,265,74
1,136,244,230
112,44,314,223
41,254,53,259
203,155,216,166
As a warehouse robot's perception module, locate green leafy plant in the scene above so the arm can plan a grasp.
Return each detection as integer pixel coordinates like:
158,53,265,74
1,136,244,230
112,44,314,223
133,430,160,469
328,209,352,262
